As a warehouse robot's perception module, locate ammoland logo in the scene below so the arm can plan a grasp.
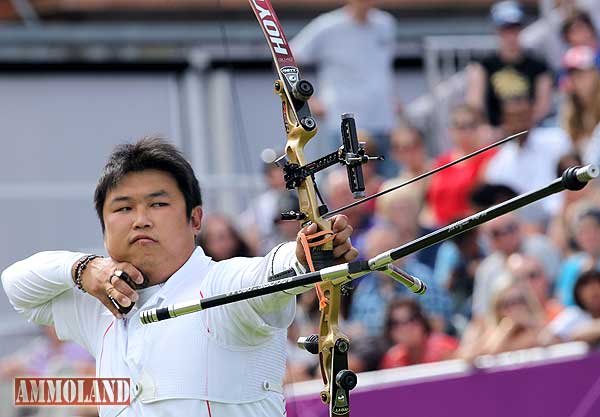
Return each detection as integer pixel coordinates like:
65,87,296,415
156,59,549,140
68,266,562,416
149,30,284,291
15,377,130,406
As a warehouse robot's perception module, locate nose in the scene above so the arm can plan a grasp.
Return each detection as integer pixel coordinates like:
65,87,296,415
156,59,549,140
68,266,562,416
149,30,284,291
133,207,152,229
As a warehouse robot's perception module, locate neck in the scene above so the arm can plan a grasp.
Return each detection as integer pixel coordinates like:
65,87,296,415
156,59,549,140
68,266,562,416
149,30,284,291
406,340,426,363
347,4,369,23
499,47,522,63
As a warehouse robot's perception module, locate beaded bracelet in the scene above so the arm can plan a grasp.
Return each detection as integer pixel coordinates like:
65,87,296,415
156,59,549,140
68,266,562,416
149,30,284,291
73,254,101,293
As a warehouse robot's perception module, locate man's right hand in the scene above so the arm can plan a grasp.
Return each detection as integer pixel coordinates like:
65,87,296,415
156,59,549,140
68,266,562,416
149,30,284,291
72,257,144,318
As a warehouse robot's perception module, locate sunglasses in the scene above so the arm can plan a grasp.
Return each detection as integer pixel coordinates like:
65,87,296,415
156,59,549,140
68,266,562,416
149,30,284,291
524,270,543,280
451,121,479,130
490,222,519,238
498,295,527,309
390,315,419,327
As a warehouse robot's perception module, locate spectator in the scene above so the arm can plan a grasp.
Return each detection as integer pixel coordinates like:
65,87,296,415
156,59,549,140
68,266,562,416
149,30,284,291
506,253,563,322
548,153,600,256
548,269,600,345
388,125,431,185
469,183,518,212
349,225,434,337
433,226,485,330
484,96,571,225
472,212,561,319
466,1,553,128
458,276,546,360
291,0,398,176
560,45,600,167
380,298,458,368
196,214,254,261
427,105,496,226
0,326,97,416
240,150,288,255
555,207,600,306
561,11,599,50
324,168,375,253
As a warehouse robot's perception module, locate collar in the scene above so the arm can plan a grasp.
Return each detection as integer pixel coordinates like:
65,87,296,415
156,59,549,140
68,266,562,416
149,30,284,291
153,246,212,304
111,247,212,318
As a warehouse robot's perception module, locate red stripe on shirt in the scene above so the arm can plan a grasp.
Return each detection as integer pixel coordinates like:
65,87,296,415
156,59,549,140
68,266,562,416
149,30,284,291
98,320,115,372
205,400,213,417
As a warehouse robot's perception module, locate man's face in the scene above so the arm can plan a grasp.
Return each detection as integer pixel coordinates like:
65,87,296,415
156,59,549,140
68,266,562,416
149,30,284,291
486,214,522,255
389,306,426,348
579,280,600,317
575,216,600,257
498,25,522,50
502,98,533,135
450,110,481,151
102,169,202,283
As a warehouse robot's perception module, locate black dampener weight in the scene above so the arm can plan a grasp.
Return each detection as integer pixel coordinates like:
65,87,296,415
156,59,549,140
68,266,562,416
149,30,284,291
109,270,148,315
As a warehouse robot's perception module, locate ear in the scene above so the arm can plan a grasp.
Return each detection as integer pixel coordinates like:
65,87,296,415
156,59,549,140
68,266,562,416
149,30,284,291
190,206,203,235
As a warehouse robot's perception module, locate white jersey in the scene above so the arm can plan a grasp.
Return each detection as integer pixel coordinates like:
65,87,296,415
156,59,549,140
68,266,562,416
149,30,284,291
291,7,397,134
2,244,302,417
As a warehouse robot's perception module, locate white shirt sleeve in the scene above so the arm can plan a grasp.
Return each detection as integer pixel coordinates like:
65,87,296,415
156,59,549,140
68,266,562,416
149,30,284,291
290,13,331,64
203,242,303,346
1,251,108,356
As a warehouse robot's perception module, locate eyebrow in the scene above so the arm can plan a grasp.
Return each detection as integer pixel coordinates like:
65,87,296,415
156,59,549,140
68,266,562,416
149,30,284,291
109,190,170,205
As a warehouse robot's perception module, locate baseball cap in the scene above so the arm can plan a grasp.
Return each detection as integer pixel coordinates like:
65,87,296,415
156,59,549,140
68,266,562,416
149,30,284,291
491,1,525,28
562,45,598,71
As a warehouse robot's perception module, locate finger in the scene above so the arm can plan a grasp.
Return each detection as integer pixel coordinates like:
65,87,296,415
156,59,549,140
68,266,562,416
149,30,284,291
333,225,353,245
115,263,145,286
105,285,133,309
331,215,349,233
341,247,359,263
99,292,123,319
111,277,139,302
332,240,352,259
298,222,318,239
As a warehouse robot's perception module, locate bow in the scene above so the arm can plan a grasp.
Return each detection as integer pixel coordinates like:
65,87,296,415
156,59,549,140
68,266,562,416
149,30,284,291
247,1,364,415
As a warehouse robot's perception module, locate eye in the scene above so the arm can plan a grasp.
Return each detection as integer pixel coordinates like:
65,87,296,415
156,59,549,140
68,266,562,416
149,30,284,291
115,206,131,213
151,202,169,208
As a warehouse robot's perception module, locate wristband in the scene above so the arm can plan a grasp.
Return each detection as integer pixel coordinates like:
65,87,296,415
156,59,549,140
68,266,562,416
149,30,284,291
74,255,102,293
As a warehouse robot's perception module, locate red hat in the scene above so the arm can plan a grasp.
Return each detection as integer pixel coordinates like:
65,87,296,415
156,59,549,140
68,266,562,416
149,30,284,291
562,46,597,71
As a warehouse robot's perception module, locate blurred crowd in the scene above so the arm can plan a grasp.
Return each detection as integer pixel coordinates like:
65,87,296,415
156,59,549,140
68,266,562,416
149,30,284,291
205,0,600,383
2,0,600,399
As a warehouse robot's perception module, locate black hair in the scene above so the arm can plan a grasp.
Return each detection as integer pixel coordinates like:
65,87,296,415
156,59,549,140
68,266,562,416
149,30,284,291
561,11,598,43
383,297,432,344
469,183,518,209
574,268,600,310
94,137,202,232
556,152,583,178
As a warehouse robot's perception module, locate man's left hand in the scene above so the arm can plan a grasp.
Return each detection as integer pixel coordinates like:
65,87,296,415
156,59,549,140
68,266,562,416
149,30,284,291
295,214,359,269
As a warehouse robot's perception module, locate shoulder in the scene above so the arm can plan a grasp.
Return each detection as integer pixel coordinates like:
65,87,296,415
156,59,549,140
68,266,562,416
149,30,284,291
370,9,397,27
428,332,459,349
479,53,501,69
522,53,550,73
530,127,572,152
308,8,348,30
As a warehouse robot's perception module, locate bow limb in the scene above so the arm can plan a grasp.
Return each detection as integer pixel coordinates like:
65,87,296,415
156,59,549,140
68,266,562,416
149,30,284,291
248,1,352,415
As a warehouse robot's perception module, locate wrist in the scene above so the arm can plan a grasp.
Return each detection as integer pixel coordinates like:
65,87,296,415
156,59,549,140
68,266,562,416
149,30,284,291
72,255,102,292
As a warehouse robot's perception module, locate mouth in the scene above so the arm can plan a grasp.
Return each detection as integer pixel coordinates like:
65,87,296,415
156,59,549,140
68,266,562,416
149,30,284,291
130,235,158,245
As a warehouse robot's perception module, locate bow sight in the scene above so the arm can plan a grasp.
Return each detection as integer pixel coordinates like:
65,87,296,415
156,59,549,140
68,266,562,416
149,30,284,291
276,109,383,221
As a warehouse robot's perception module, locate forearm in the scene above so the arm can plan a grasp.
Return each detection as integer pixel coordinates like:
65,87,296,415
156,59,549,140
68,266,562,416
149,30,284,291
1,251,85,316
250,242,307,318
571,320,600,345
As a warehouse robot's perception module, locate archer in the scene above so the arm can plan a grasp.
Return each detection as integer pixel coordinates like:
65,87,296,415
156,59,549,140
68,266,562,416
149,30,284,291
1,138,357,417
